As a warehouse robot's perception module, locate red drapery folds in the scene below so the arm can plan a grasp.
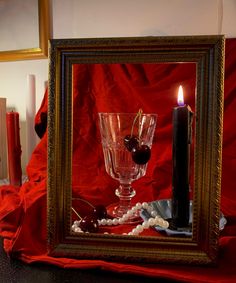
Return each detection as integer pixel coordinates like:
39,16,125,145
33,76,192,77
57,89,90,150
71,62,196,206
0,39,236,282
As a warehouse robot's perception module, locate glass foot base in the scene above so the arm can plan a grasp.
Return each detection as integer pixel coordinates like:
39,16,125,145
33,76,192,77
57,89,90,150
107,202,142,225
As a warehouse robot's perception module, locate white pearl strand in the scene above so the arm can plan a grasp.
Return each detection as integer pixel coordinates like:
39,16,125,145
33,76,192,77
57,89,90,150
72,202,169,236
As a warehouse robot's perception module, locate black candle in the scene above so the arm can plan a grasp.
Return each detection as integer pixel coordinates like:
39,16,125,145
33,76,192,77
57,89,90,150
172,86,193,228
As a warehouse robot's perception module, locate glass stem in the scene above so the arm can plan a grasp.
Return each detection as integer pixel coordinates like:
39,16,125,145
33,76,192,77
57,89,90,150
115,182,136,216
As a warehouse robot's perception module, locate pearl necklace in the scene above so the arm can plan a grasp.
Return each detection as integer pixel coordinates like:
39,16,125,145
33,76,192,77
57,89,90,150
72,202,169,236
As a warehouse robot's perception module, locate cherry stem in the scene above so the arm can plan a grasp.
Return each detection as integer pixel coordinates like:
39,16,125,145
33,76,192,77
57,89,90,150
130,109,143,138
71,207,82,220
138,109,142,145
72,197,95,209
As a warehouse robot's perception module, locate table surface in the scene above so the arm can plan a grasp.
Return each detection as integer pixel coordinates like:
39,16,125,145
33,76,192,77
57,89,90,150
0,238,177,283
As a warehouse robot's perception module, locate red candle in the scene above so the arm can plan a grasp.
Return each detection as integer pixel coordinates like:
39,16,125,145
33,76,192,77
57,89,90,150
172,86,193,228
6,111,22,186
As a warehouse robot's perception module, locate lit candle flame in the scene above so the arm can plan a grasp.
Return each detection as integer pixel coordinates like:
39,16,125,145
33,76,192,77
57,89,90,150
177,85,185,106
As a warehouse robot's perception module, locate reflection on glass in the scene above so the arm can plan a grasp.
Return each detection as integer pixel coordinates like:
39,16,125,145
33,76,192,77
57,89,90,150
71,63,196,237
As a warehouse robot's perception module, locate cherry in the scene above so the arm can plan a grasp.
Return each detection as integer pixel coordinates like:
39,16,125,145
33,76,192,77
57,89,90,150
79,215,99,233
93,204,107,219
124,135,139,151
131,145,151,165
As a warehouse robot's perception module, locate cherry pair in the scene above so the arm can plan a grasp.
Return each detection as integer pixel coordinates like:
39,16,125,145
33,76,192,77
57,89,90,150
124,134,151,165
123,109,152,165
72,204,107,233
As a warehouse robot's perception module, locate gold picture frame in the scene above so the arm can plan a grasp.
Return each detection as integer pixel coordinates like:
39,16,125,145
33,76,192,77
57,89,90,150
47,35,225,264
0,0,50,62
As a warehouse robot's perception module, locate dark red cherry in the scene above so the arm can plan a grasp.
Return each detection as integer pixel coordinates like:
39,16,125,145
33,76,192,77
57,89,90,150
131,145,151,165
124,135,139,151
93,205,107,219
79,215,99,233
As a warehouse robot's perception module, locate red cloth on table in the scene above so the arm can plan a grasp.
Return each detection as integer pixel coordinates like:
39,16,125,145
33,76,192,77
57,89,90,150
0,39,236,283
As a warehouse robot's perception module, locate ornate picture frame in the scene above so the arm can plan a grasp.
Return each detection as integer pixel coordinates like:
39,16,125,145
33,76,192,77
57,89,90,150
47,35,225,264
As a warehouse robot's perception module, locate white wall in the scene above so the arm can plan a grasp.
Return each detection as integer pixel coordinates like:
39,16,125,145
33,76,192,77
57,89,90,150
0,0,236,174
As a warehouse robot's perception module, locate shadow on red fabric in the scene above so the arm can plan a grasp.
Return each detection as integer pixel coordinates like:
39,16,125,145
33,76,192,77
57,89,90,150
1,39,236,282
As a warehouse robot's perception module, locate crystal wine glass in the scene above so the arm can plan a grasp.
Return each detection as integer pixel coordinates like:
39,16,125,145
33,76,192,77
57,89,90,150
98,112,157,223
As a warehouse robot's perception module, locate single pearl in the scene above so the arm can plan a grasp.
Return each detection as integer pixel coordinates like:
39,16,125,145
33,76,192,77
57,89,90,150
161,220,169,228
135,202,142,209
141,202,149,209
131,206,137,213
112,218,119,225
100,219,107,225
126,210,134,217
155,215,163,221
136,224,144,233
148,217,155,226
142,221,149,229
107,219,113,226
154,216,161,224
131,228,139,235
163,222,169,228
118,218,125,224
151,210,158,217
122,214,129,221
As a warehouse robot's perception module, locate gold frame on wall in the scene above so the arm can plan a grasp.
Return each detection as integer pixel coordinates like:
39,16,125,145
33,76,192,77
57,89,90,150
47,35,225,264
0,0,50,62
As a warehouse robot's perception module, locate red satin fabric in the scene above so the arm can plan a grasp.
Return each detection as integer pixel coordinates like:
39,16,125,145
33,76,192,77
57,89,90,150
1,39,236,282
71,62,196,206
